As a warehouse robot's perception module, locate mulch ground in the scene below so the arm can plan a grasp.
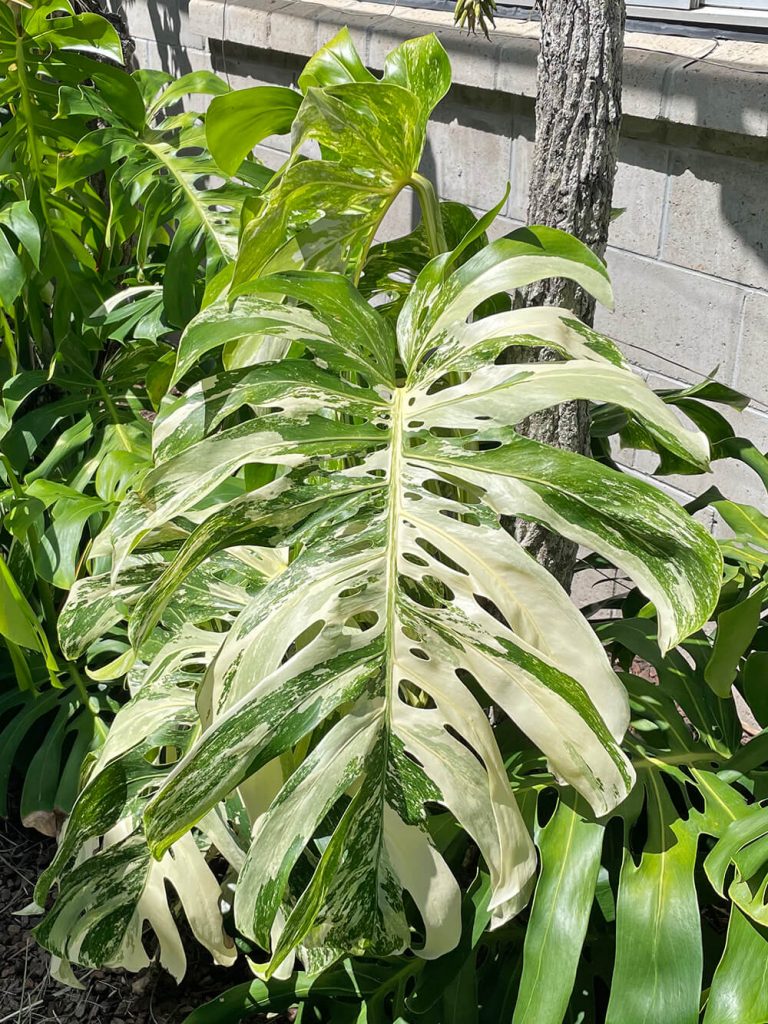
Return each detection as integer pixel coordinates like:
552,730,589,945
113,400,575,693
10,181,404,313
0,808,256,1024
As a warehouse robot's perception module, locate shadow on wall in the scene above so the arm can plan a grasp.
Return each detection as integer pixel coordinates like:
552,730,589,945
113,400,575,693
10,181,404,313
108,0,196,75
211,39,305,89
422,70,768,290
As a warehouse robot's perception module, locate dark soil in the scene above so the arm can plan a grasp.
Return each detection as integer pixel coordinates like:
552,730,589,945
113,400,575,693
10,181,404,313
0,809,255,1024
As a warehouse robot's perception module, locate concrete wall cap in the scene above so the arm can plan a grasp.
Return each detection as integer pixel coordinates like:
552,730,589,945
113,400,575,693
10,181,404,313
189,0,768,138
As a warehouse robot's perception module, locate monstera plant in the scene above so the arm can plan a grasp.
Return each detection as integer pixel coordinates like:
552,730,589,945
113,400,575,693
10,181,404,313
29,23,737,1022
139,231,720,968
39,225,721,975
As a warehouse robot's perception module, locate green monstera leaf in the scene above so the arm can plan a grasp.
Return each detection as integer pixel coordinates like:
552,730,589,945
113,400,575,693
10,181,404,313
58,68,269,326
70,225,722,974
0,0,124,350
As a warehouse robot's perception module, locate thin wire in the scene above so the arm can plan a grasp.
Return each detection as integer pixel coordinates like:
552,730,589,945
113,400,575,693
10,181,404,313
627,34,768,75
620,337,768,412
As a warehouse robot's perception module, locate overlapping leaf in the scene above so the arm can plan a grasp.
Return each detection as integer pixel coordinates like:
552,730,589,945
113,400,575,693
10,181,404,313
232,30,451,284
32,542,282,978
0,0,124,349
33,667,237,980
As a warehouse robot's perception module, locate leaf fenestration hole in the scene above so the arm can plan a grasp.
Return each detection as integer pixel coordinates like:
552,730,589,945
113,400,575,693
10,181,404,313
465,439,501,451
415,537,468,576
423,476,482,504
403,552,429,568
282,619,325,663
473,593,512,632
429,426,476,439
398,680,436,709
444,724,484,767
425,375,460,396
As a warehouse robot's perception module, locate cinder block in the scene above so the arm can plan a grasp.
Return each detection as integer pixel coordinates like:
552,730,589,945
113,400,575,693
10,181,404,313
375,187,416,243
427,100,512,214
189,0,228,39
312,0,387,63
735,291,768,410
507,116,534,223
142,35,165,71
257,129,293,154
143,39,213,83
483,213,526,240
621,49,677,123
440,34,501,94
710,406,768,509
609,137,668,258
269,3,322,56
253,143,288,172
594,249,745,384
108,0,208,51
367,18,427,73
663,149,768,292
228,0,291,51
369,11,502,92
570,565,619,613
215,46,302,90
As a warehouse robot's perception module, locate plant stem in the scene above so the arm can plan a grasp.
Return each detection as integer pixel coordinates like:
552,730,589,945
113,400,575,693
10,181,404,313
96,379,136,453
410,172,447,258
353,186,401,287
13,9,72,359
0,309,16,373
67,660,106,735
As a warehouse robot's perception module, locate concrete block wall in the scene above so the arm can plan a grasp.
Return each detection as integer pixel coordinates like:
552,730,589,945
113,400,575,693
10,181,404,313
109,0,768,548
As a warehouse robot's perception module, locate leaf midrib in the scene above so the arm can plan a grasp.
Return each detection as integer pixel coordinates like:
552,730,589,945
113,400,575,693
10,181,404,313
143,139,231,260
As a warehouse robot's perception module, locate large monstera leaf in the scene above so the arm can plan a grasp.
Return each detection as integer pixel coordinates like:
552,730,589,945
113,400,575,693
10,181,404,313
86,226,721,973
33,538,282,977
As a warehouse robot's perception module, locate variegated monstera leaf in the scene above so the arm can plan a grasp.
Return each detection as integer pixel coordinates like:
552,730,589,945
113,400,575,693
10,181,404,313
97,227,719,974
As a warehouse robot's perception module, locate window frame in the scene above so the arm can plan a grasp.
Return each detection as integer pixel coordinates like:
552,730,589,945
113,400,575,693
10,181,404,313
497,0,768,30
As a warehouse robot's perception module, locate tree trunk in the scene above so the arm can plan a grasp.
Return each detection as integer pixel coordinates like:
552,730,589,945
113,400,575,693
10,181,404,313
511,0,625,589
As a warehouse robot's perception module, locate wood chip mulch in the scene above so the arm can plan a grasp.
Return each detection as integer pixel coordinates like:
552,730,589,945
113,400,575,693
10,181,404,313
0,807,255,1024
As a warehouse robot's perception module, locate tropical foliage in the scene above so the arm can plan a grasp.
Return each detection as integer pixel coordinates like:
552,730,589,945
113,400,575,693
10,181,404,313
2,5,768,1021
0,0,266,833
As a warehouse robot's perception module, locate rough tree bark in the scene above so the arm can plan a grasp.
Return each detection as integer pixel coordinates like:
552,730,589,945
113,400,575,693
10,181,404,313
511,0,625,589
